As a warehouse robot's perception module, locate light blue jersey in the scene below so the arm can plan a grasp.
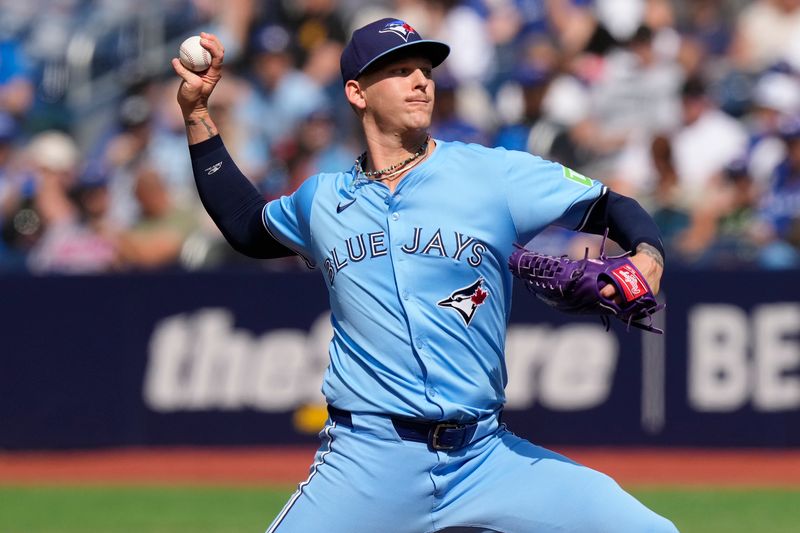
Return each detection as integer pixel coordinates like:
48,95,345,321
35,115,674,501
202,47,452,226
264,140,605,420
261,141,677,533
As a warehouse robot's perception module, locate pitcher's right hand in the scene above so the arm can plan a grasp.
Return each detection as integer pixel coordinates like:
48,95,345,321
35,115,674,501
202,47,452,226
172,32,224,120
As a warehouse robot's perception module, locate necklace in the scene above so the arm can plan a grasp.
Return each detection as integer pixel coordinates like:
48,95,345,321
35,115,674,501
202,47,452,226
375,152,427,181
355,135,430,181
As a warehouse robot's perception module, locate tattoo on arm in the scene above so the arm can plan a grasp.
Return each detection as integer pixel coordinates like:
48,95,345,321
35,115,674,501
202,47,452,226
200,117,215,137
184,117,217,139
636,243,664,269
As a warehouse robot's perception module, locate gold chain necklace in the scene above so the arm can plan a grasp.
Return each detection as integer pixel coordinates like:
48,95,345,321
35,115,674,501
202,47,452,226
355,135,430,181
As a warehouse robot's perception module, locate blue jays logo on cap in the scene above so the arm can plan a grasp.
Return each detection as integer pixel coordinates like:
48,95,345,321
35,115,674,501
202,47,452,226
340,17,450,86
379,20,417,42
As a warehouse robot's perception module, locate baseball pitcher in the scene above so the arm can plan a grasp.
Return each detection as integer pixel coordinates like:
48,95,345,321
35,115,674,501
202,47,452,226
172,18,677,533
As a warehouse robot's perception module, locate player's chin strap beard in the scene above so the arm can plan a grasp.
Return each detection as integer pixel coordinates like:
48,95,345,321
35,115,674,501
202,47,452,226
355,134,431,182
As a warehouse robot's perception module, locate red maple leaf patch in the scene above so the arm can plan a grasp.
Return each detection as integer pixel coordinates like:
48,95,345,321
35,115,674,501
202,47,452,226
471,287,488,305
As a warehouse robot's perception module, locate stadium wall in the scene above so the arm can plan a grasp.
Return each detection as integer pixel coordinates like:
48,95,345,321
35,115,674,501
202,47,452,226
1,270,798,450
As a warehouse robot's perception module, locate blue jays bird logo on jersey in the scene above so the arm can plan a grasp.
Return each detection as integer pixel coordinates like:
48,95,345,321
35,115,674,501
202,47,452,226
437,277,490,326
379,20,416,42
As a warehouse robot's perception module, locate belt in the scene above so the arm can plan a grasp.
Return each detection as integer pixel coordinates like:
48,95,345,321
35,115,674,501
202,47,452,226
327,405,480,451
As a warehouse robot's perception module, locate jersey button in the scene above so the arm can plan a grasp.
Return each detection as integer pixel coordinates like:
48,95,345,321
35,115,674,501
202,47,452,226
401,290,410,300
391,212,399,221
427,387,437,397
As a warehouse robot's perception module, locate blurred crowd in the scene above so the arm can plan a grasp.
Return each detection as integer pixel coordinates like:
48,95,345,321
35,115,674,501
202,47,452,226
2,0,800,275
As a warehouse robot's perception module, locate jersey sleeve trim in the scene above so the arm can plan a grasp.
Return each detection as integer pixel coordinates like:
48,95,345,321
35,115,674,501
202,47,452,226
574,185,609,232
262,203,316,270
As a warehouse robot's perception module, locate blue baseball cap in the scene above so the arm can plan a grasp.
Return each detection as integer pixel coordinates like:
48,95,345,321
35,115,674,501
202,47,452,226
340,18,450,86
252,24,293,55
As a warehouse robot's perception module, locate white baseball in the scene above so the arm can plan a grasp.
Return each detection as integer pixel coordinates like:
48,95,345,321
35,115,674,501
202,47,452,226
179,36,212,72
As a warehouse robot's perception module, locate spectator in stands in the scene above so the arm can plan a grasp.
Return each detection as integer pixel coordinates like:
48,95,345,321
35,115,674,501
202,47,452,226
108,164,198,270
282,0,348,67
493,67,565,157
303,37,350,134
2,131,82,267
26,133,117,274
424,0,496,84
590,25,683,146
744,68,800,185
750,115,800,268
543,0,597,57
731,0,800,73
88,92,161,228
234,24,328,155
668,77,749,208
613,76,747,205
679,0,735,60
430,73,487,145
671,159,761,267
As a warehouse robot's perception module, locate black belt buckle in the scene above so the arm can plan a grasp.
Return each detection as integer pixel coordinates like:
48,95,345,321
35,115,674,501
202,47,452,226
429,422,463,451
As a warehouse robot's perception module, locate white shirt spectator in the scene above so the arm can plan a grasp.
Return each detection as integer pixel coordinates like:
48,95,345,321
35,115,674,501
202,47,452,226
432,5,495,84
590,47,683,139
735,0,800,71
613,109,748,207
671,108,748,206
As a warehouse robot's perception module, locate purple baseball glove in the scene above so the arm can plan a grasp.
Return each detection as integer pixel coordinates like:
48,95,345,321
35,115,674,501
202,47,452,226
508,233,665,334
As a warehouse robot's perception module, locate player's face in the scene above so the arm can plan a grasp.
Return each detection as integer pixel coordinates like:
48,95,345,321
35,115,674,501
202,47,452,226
358,56,435,132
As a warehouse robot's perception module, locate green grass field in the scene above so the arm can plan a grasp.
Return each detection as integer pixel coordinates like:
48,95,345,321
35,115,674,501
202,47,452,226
0,485,798,533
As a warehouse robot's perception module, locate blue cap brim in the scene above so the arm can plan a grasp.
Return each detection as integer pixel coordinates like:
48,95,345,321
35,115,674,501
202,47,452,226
354,40,450,80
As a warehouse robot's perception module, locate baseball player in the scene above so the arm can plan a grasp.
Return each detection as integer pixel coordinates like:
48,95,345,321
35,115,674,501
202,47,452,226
172,18,677,533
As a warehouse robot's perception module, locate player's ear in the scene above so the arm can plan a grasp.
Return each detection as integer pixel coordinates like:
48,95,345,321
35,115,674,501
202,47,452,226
345,80,367,111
